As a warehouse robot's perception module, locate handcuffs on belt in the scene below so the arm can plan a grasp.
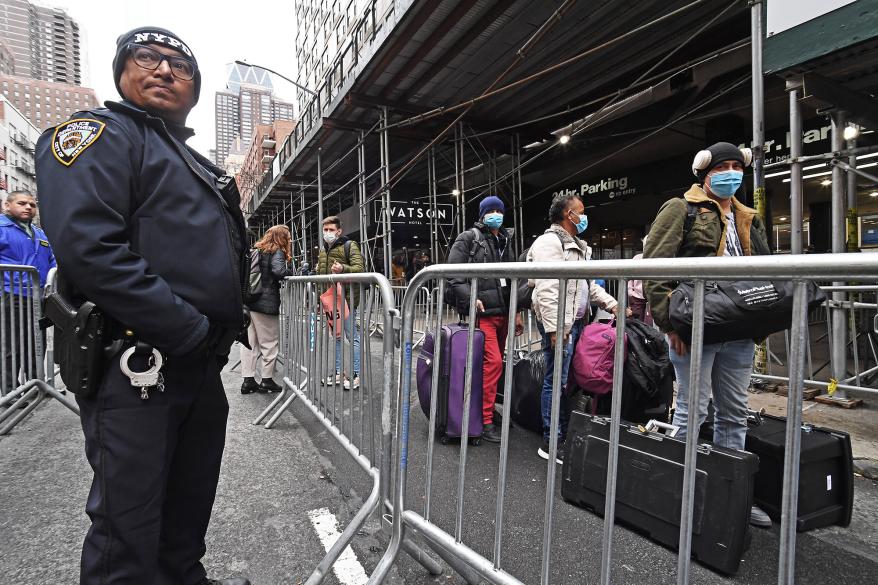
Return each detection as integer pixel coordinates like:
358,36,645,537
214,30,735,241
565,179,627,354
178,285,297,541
119,342,165,400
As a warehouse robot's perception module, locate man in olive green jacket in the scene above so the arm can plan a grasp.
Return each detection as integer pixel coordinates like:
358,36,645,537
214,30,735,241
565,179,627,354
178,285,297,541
317,215,365,389
644,141,772,528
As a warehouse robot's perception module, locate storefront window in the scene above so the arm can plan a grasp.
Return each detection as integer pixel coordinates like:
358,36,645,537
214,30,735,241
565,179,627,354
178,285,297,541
861,215,878,248
773,221,810,253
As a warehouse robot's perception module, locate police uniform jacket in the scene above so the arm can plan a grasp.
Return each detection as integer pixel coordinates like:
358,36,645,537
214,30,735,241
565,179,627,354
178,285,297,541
0,215,56,296
34,100,247,355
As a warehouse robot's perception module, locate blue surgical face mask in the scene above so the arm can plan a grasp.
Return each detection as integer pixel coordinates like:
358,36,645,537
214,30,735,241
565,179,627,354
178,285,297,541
570,210,589,234
708,170,743,198
483,212,503,229
323,231,337,244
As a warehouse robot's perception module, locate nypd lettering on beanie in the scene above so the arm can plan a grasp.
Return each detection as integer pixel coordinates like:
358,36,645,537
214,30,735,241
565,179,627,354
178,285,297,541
130,30,193,58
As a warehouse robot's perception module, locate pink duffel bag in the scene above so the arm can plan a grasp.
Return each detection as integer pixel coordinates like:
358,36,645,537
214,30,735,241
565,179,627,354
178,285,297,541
571,322,626,397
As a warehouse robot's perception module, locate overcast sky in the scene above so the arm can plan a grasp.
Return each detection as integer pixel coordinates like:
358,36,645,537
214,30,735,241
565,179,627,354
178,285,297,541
46,0,298,156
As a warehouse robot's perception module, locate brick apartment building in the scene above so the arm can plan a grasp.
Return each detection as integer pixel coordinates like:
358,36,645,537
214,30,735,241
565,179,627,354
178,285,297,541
236,119,296,212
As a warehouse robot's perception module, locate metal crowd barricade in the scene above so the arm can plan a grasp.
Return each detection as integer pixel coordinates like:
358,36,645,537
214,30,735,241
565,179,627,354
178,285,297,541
756,284,878,395
251,273,443,584
368,253,878,585
0,265,78,435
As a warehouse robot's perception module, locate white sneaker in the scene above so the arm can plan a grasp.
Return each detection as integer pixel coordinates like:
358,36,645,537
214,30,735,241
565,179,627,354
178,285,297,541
343,375,360,391
750,505,772,528
322,373,342,386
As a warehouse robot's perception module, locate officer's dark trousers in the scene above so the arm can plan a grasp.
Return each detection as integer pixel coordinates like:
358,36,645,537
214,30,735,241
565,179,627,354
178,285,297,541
76,351,228,585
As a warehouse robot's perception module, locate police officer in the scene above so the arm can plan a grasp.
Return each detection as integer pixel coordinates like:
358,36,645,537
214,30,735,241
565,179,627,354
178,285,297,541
35,27,250,585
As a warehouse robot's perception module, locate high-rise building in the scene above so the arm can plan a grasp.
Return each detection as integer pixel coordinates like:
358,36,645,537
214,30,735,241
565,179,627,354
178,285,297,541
0,74,98,130
0,93,40,196
214,63,295,167
292,0,365,112
0,0,83,85
0,41,14,75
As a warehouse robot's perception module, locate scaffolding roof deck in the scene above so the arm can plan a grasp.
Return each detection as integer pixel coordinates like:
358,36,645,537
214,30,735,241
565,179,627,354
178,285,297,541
250,0,753,223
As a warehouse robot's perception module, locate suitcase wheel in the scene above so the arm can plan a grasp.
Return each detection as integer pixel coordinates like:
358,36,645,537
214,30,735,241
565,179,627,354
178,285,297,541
470,437,482,446
439,434,450,445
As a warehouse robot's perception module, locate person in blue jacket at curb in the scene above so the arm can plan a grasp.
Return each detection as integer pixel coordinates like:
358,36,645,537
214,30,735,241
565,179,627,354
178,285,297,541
0,190,55,398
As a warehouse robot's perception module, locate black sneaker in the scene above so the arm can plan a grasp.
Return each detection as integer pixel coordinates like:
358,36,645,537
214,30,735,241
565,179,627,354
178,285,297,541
240,377,259,395
482,423,502,443
537,438,564,464
196,578,251,585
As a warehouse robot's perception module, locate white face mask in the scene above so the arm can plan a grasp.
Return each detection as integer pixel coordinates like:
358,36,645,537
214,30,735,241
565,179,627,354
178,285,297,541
323,231,338,244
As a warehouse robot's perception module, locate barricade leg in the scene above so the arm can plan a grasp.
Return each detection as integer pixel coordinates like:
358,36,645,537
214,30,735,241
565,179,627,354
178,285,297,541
676,280,706,585
0,267,80,435
0,381,43,434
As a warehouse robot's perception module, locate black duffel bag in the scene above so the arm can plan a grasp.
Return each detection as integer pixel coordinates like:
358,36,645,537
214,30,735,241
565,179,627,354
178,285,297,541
669,280,826,344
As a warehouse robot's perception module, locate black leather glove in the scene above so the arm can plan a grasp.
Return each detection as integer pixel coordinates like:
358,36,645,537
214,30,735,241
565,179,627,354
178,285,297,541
236,308,252,350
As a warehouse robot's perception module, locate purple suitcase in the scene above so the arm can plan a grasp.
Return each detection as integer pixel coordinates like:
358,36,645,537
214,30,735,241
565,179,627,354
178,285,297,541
416,324,485,443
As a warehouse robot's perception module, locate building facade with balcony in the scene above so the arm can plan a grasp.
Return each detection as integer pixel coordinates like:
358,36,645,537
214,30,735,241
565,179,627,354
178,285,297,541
0,93,39,196
236,119,296,213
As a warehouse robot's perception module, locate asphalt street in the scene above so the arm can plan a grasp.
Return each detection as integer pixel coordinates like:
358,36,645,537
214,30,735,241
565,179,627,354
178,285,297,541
0,358,399,585
1,340,876,585
299,339,878,585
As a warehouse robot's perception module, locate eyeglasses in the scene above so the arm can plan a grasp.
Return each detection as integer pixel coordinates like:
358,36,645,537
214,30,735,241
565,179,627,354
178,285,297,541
128,44,197,81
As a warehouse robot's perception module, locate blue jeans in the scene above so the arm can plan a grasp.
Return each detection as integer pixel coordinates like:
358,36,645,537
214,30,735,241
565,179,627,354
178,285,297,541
538,319,585,441
335,308,360,376
669,339,755,450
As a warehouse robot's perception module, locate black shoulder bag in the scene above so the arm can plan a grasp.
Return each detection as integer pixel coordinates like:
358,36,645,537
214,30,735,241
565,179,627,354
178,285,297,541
669,203,825,343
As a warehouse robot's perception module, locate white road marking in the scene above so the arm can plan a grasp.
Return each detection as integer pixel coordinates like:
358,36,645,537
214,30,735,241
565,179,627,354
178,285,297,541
307,507,369,585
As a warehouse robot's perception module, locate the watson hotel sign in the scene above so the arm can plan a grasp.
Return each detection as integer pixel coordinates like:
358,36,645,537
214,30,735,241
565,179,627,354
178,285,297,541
374,200,455,226
551,176,636,203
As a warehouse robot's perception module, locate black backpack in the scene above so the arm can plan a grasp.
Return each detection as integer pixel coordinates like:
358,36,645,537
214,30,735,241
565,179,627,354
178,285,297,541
245,249,264,304
620,319,675,423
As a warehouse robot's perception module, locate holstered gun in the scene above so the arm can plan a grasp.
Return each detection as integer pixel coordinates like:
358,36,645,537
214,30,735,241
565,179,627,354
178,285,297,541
42,275,107,398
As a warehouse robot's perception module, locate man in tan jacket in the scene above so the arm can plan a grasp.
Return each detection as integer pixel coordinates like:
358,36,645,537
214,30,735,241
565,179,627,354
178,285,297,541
528,193,623,462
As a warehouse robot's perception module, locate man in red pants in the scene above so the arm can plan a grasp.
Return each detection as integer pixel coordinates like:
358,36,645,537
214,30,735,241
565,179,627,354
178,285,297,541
447,195,525,442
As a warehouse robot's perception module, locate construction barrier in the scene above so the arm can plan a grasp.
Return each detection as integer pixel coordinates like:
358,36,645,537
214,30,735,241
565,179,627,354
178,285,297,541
367,253,878,585
252,273,444,584
757,284,878,396
0,265,78,435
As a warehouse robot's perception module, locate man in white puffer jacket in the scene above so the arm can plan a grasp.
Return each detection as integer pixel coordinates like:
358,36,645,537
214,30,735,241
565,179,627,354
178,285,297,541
527,192,623,463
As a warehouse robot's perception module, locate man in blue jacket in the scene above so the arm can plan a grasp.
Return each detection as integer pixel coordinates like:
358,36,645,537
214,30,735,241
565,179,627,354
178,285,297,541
35,27,249,585
0,190,55,397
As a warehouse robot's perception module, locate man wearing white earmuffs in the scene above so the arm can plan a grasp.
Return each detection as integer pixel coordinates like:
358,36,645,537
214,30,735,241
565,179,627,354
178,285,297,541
643,141,773,528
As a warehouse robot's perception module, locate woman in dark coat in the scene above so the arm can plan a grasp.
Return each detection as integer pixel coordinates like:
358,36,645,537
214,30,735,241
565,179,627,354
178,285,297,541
241,225,295,394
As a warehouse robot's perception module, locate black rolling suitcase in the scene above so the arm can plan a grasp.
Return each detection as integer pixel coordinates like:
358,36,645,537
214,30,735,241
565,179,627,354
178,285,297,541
702,410,853,532
495,349,546,433
562,411,758,575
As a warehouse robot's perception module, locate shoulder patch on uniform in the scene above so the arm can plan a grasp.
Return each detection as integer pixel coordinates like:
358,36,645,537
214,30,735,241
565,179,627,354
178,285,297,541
51,119,106,166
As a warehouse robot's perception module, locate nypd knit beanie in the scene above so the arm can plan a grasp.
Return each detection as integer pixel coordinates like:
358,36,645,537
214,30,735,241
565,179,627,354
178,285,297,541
112,26,200,104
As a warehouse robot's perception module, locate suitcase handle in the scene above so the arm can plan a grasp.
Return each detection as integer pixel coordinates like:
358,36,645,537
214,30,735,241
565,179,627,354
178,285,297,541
643,420,680,437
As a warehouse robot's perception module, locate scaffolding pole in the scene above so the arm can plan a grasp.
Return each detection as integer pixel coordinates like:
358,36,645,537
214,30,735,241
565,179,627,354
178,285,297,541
847,136,859,252
317,147,326,233
381,107,393,276
515,133,524,252
300,190,308,265
788,86,804,255
458,122,467,231
358,130,371,272
830,112,849,400
429,146,439,265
